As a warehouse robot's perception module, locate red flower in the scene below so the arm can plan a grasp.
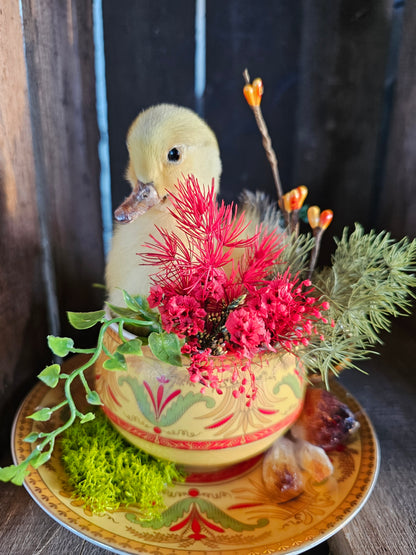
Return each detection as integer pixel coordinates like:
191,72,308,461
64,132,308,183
225,308,270,358
158,295,206,338
148,285,164,308
140,176,330,399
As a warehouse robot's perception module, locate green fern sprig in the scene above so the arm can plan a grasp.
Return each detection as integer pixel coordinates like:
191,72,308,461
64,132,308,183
303,224,416,383
274,231,315,278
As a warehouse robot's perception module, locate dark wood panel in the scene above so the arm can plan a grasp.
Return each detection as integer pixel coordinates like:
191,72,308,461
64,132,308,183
329,314,416,554
0,471,109,554
294,0,393,238
380,0,416,238
102,0,196,210
21,0,105,340
0,0,49,448
205,0,302,203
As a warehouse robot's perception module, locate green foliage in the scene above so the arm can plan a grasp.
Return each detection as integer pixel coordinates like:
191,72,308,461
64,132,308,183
303,224,416,384
0,292,181,485
85,391,102,406
67,310,106,330
28,407,53,422
116,338,143,356
102,350,127,371
60,411,184,518
47,336,75,357
37,364,61,388
108,290,162,335
148,332,182,366
276,231,315,278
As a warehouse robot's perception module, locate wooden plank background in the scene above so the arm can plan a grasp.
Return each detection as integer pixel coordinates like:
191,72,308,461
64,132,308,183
0,1,415,552
2,0,414,454
0,0,49,448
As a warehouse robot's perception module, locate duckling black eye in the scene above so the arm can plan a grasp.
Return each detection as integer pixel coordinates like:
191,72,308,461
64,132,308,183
167,147,181,162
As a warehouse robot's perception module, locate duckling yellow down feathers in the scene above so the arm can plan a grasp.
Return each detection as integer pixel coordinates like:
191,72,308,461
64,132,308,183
105,104,222,305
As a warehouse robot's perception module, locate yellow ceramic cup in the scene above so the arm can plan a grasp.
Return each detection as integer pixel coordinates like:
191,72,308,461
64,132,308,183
96,324,305,470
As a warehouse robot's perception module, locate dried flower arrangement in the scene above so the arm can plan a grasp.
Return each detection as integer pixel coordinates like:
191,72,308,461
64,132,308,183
1,72,415,518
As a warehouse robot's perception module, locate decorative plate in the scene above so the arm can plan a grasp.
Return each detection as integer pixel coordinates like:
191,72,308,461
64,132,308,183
12,362,379,555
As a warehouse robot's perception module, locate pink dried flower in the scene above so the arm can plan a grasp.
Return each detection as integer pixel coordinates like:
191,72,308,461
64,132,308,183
140,176,331,399
225,308,270,358
159,295,206,338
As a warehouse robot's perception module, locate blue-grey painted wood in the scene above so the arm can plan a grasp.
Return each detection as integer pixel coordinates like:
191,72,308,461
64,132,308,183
21,0,105,343
380,0,416,238
294,0,394,239
205,0,302,203
102,0,196,212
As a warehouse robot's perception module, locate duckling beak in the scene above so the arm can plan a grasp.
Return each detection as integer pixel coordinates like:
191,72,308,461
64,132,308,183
114,181,161,223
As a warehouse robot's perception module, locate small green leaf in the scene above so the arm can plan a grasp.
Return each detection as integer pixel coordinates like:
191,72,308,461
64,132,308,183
122,290,141,312
24,432,40,443
28,407,53,422
37,364,61,388
86,390,102,406
106,303,139,320
47,336,74,357
31,451,51,469
12,465,30,485
116,338,143,356
148,332,182,366
0,463,30,485
103,352,127,371
80,412,96,424
67,310,105,330
132,294,150,311
0,464,19,482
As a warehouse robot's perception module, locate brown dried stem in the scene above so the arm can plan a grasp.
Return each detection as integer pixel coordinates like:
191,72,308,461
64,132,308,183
243,69,284,202
308,228,323,279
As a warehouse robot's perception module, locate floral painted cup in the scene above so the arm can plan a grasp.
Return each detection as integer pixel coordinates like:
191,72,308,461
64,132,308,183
95,324,305,470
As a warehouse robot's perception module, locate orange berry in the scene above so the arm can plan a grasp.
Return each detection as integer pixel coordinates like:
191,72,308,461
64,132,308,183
243,84,256,107
319,209,333,230
281,192,293,213
289,186,308,211
307,206,321,229
252,78,264,103
297,185,308,206
243,79,263,107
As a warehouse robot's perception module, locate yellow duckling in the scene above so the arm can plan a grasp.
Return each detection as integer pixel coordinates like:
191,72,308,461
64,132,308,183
105,104,222,306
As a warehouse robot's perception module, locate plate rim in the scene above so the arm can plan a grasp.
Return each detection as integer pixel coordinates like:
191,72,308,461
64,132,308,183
11,372,380,555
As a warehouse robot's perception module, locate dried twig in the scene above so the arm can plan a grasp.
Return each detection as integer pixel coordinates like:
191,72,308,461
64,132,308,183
243,69,284,202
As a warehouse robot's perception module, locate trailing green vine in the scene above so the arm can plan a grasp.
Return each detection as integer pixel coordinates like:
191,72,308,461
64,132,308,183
0,291,182,485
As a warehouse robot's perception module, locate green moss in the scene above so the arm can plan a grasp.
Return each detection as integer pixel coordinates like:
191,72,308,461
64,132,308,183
60,410,185,519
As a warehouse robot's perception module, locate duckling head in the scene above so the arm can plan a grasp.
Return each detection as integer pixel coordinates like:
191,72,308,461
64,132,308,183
114,104,222,223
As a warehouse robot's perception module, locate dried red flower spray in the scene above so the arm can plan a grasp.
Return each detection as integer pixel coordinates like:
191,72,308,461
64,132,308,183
142,176,329,402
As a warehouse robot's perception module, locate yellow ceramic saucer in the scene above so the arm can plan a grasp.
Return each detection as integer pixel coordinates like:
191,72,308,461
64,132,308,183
12,360,379,555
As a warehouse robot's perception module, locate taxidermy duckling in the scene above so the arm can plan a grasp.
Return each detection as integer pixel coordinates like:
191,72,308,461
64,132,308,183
105,104,222,306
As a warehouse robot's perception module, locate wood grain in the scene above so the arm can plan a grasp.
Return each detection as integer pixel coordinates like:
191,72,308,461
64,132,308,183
21,0,105,340
2,318,415,553
1,1,415,553
0,0,49,448
205,0,302,203
294,0,393,238
380,0,416,238
329,316,416,555
102,0,196,211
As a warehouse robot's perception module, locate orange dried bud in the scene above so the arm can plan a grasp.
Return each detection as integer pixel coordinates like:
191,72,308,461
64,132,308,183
307,206,321,229
281,192,293,213
289,186,308,211
243,84,256,107
297,185,308,206
281,186,308,213
252,78,264,102
243,78,263,107
289,188,301,211
319,209,333,230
